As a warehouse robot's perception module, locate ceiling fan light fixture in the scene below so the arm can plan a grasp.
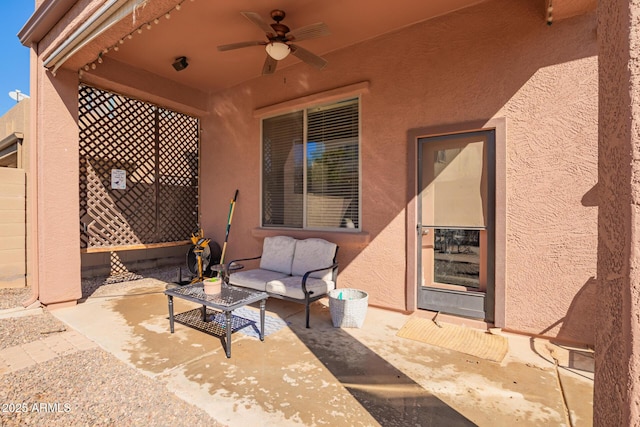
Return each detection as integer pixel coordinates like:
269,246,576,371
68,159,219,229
266,42,290,60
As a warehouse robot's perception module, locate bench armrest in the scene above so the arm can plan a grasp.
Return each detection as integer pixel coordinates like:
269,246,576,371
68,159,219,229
223,256,261,282
301,262,339,295
227,255,261,269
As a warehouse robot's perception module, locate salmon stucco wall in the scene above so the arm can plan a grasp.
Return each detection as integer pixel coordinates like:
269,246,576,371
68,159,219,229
504,51,598,343
593,0,640,424
200,0,598,344
35,68,82,306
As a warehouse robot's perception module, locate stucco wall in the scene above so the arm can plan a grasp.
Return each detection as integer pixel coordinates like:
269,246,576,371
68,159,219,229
0,100,30,172
35,68,82,306
1,99,30,145
200,0,598,344
594,0,640,424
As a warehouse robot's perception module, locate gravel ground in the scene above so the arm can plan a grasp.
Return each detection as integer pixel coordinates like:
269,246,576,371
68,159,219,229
0,266,224,427
0,312,67,350
81,265,183,300
0,287,32,310
0,349,218,426
0,265,184,309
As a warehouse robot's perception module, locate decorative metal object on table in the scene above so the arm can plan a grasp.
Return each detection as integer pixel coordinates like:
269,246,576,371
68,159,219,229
164,282,267,358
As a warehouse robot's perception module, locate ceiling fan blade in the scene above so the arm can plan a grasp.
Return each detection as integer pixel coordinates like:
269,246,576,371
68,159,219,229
241,12,274,35
217,40,265,51
286,22,330,42
262,55,278,75
290,44,328,70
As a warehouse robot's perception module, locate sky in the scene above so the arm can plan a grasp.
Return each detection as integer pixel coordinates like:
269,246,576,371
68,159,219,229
0,0,34,117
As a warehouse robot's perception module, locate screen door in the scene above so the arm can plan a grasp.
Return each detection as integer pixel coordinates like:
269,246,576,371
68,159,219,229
417,130,495,321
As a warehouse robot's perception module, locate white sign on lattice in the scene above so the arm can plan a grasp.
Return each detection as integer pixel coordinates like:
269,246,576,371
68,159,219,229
111,169,126,190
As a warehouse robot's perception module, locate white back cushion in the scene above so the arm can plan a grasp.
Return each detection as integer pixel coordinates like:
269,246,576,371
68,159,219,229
291,238,337,280
260,236,296,275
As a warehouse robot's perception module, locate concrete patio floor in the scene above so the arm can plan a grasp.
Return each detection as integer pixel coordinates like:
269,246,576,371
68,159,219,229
49,280,594,427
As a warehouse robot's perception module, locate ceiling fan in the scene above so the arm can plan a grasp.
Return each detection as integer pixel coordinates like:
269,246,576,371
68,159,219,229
217,10,330,75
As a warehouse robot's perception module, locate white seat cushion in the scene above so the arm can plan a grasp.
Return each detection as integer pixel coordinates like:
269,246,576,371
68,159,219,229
259,236,297,275
229,269,289,291
291,238,337,281
266,275,336,300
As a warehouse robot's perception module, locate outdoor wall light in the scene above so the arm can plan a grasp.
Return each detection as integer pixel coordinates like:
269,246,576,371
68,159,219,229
172,56,189,71
265,42,290,60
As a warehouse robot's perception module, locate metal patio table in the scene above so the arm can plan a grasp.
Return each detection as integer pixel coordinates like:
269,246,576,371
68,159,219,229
164,282,268,358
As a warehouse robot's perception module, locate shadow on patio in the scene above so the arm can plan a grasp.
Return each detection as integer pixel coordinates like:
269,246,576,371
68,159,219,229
49,271,592,426
287,304,474,426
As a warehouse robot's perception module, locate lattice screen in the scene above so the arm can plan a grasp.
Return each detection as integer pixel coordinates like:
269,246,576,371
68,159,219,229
79,85,199,250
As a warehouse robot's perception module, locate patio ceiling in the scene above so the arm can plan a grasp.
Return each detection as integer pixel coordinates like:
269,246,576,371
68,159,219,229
18,0,596,93
21,0,595,95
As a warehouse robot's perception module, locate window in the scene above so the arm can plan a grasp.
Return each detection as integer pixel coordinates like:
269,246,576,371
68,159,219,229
262,98,360,230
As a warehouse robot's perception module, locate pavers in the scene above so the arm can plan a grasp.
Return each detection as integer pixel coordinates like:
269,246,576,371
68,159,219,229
0,330,98,374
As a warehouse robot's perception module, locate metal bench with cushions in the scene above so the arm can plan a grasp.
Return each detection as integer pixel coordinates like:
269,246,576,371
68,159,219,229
227,236,339,328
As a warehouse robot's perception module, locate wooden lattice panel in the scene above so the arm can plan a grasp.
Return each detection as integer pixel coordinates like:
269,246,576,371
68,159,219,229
79,85,199,250
158,110,199,242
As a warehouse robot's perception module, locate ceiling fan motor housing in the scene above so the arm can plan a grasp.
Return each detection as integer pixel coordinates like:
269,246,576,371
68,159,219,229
270,23,290,39
269,10,290,39
270,9,286,22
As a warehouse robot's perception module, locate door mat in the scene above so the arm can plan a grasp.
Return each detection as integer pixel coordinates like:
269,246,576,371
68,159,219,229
173,306,289,339
397,317,508,362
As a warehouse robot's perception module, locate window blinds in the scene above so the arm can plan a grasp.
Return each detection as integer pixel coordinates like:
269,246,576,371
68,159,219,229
262,98,359,230
262,111,304,227
306,99,359,229
420,134,488,229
